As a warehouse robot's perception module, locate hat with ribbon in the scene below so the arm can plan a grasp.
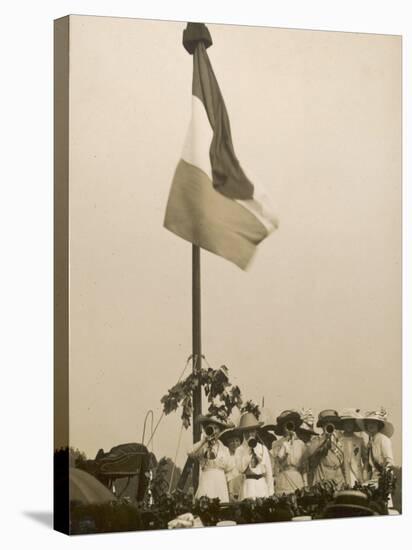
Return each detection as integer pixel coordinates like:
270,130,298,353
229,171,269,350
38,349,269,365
356,408,394,438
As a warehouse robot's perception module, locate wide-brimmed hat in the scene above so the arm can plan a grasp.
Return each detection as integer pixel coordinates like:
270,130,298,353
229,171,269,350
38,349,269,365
297,421,318,437
322,490,379,518
237,412,264,431
356,409,394,438
219,428,243,446
338,408,364,430
259,422,278,448
270,410,303,436
196,414,233,430
316,409,341,428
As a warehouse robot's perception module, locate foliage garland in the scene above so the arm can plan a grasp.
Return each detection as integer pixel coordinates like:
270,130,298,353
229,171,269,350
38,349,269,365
160,363,243,427
70,472,396,534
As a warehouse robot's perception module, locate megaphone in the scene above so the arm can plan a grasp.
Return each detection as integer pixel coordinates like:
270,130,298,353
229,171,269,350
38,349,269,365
204,424,216,437
248,437,258,449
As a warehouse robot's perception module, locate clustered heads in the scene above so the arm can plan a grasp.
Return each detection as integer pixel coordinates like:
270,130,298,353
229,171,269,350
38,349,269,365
188,407,394,503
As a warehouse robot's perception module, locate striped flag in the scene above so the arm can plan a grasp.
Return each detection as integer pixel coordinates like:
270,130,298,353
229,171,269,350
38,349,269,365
164,36,278,270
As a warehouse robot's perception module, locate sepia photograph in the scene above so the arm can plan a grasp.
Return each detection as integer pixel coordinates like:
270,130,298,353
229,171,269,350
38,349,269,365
53,15,402,535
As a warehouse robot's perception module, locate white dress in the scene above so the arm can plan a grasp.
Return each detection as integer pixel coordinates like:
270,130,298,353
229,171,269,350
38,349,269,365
188,439,233,502
235,441,274,500
225,459,243,502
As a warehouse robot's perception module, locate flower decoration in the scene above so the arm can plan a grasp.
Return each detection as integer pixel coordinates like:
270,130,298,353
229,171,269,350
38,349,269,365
300,408,315,427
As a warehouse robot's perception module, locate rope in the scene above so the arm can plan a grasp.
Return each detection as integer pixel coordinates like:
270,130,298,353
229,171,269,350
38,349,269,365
150,411,154,453
141,410,154,450
169,423,185,492
145,354,199,449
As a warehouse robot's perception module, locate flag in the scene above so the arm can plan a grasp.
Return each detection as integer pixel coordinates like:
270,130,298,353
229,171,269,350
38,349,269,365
164,29,278,270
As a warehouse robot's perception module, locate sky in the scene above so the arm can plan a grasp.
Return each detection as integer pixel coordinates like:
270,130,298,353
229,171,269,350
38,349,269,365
62,16,401,466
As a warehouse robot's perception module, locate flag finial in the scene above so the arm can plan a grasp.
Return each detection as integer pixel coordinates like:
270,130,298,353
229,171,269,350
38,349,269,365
183,22,212,54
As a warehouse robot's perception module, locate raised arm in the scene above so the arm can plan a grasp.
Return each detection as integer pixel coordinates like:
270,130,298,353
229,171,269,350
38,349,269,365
187,436,208,459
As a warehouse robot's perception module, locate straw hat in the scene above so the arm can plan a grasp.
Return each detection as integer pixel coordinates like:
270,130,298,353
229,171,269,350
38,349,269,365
316,409,341,428
356,408,394,438
237,412,264,431
340,408,363,421
338,408,364,430
196,414,233,430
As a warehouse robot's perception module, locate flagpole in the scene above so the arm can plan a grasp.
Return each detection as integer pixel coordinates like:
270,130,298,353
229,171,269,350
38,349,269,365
192,244,202,489
181,22,213,491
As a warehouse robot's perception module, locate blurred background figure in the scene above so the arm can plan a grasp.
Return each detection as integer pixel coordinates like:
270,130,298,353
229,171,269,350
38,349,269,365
339,408,367,486
220,428,243,501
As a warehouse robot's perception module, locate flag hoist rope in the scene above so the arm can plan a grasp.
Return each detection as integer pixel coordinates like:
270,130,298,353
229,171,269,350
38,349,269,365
144,354,200,449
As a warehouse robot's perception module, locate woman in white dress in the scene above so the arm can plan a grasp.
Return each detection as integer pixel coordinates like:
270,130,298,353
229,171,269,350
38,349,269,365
234,413,274,500
270,410,308,495
188,414,234,502
220,428,243,501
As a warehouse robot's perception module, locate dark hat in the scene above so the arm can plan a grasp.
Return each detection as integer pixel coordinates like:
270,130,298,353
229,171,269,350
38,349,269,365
259,425,278,448
296,423,318,438
219,428,243,447
271,410,303,436
316,409,341,428
322,490,379,518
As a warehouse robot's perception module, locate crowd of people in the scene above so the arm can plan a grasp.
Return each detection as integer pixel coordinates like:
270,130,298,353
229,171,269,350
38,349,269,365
188,407,395,503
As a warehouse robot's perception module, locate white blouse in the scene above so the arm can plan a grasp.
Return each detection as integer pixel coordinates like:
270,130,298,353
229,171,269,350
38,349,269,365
189,439,233,472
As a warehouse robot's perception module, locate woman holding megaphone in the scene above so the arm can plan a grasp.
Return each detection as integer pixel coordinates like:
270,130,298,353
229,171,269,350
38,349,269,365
188,414,234,502
306,410,345,488
234,413,274,500
269,410,308,495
